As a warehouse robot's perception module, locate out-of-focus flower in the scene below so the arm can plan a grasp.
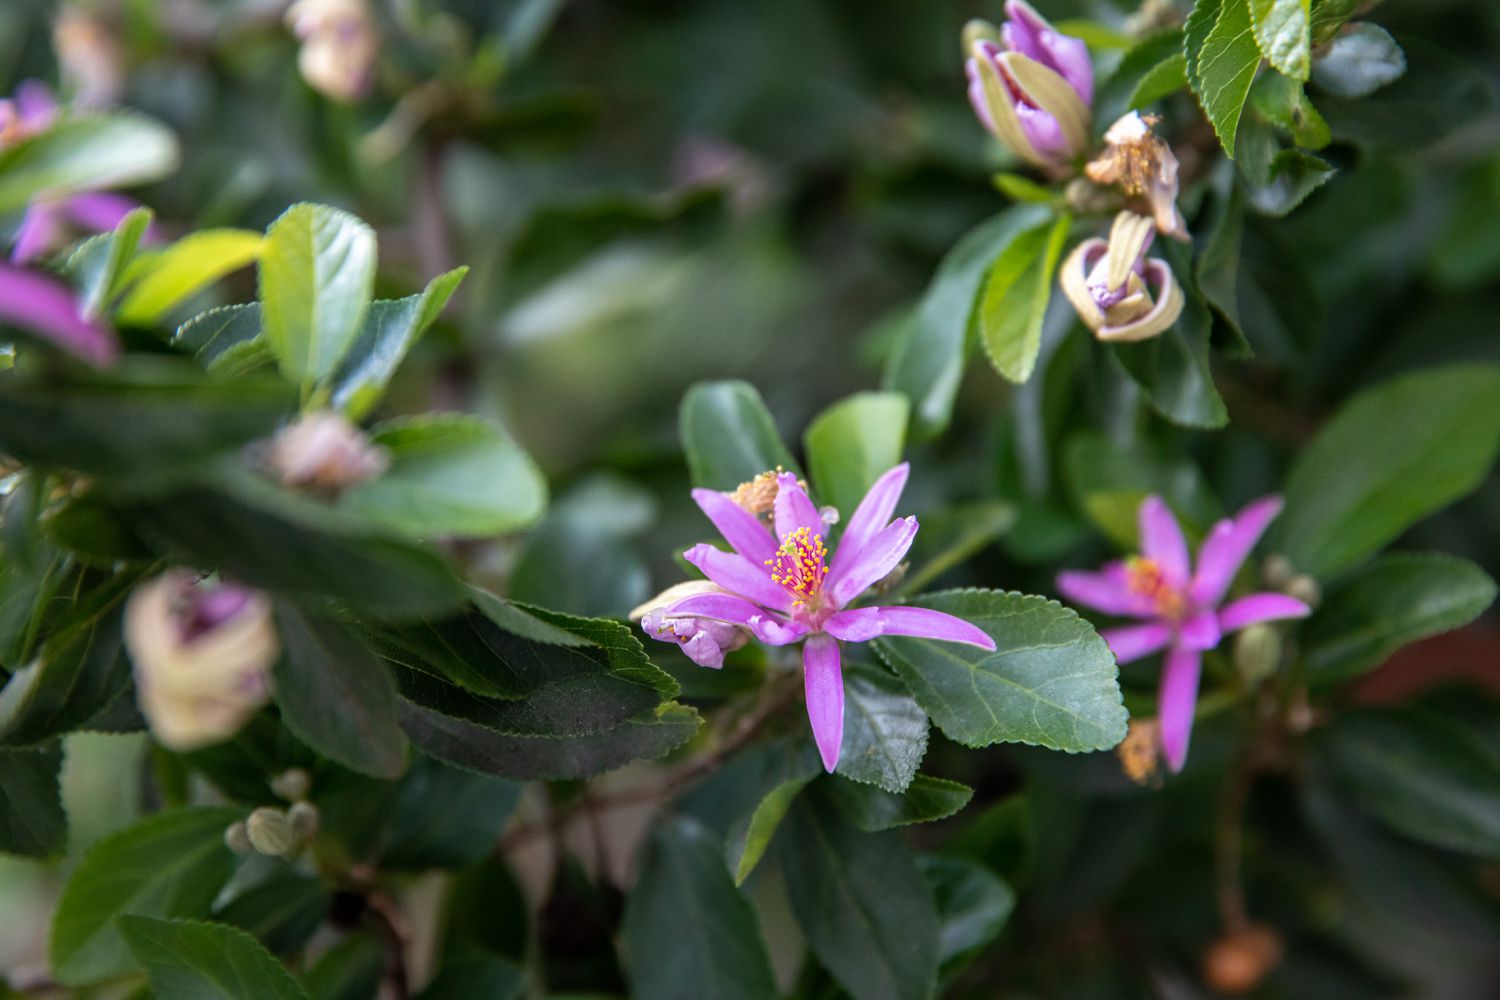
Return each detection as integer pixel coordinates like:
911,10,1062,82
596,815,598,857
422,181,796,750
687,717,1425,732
1059,210,1184,343
965,1,1093,168
1203,924,1284,994
261,411,389,494
1057,496,1310,772
54,7,125,108
1116,717,1161,785
0,260,118,365
643,464,996,772
631,580,751,669
286,0,378,104
125,570,279,752
1085,111,1188,240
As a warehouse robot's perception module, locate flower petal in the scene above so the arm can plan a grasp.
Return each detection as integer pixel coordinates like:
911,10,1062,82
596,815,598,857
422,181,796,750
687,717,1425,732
774,471,823,542
1139,495,1189,583
659,591,767,627
63,192,151,238
1100,622,1173,664
826,515,919,609
682,543,790,612
10,204,60,264
802,633,844,773
691,487,777,564
1056,563,1154,617
748,614,809,646
1190,495,1285,606
828,462,908,582
1178,610,1221,651
0,261,118,365
825,605,996,650
1218,593,1310,633
1158,643,1202,773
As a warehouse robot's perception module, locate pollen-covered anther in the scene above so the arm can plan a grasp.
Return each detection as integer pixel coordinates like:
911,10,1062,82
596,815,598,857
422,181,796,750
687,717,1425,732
1126,557,1186,620
764,526,829,607
731,466,809,518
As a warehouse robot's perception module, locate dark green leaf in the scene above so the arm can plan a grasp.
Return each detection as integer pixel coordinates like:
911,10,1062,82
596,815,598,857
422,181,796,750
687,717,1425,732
1317,36,1490,149
49,806,242,985
919,855,1016,969
884,205,1052,439
1249,70,1331,148
1304,553,1496,682
0,743,66,857
830,774,973,832
0,601,133,747
779,790,939,1000
1097,29,1185,124
273,605,408,780
1311,22,1405,98
174,304,266,371
727,742,823,885
119,915,308,1000
303,934,383,1000
624,816,778,1000
837,663,929,794
440,856,528,962
376,754,520,869
874,589,1127,752
42,491,153,564
804,392,908,518
413,957,525,1000
979,213,1069,385
216,873,329,955
1237,112,1335,216
1273,364,1500,578
679,380,798,491
1185,0,1264,155
0,112,177,215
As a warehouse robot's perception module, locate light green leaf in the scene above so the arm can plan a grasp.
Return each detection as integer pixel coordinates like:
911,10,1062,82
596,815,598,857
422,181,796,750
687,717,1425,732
119,915,309,1000
1249,0,1311,81
259,203,377,388
66,207,154,319
273,605,408,780
837,664,929,794
1186,0,1265,156
1311,22,1404,98
1273,365,1500,578
340,414,546,539
679,381,798,491
1309,0,1372,45
979,213,1070,385
1304,553,1496,682
874,589,1127,752
117,230,264,326
0,112,178,215
49,806,242,985
0,743,66,857
730,749,820,886
1097,29,1185,125
329,267,468,419
830,774,974,832
624,817,778,1000
804,392,908,518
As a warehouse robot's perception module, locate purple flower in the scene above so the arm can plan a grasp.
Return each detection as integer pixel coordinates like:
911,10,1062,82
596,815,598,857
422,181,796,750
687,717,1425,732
0,260,119,365
645,464,996,772
1056,495,1310,773
964,2,1093,166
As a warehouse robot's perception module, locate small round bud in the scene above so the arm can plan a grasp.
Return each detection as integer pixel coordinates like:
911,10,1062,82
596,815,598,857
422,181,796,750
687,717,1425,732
260,411,389,495
1233,625,1281,686
270,768,312,803
1261,554,1295,589
288,801,321,842
1287,574,1321,609
246,806,297,857
1203,925,1283,994
224,820,254,856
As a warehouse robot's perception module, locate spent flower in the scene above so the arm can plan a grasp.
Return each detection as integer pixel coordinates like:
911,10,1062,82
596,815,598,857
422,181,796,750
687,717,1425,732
1085,111,1188,240
1057,495,1310,772
286,0,379,103
643,464,995,772
1059,210,1184,342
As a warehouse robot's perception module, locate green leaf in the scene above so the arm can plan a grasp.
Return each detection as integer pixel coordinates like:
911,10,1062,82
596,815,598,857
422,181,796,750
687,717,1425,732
303,934,383,1000
273,605,408,780
119,915,308,1000
399,700,701,781
1309,0,1371,45
1185,0,1264,156
413,957,525,1000
116,230,264,326
1312,709,1500,859
1304,553,1496,683
0,358,294,484
1249,70,1331,149
837,663,929,794
779,790,939,1000
883,205,1052,439
874,589,1127,752
0,599,134,747
897,500,1016,596
329,267,467,418
49,806,242,986
0,743,66,857
1249,0,1311,81
830,774,973,832
66,207,154,320
1273,364,1500,578
1129,53,1189,108
804,392,908,518
0,112,178,216
1310,22,1405,98
1064,431,1221,549
259,203,377,388
978,213,1070,385
339,414,546,540
375,754,520,869
679,380,798,491
1238,130,1335,216
624,816,778,1000
1096,29,1186,124
216,873,330,955
728,743,822,885
174,304,265,370
991,172,1056,204
919,855,1015,970
1316,36,1489,149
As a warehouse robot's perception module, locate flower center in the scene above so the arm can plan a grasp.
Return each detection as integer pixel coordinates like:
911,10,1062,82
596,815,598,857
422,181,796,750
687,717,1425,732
1125,557,1186,620
765,526,828,609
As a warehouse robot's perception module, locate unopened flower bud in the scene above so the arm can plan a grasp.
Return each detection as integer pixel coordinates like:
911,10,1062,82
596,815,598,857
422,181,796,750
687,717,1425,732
270,767,312,802
224,820,254,856
1261,553,1295,589
1059,211,1184,342
125,570,278,752
246,806,297,857
1233,625,1281,686
261,411,389,494
633,581,750,669
961,18,1001,56
286,0,378,103
1286,574,1321,609
1203,924,1284,994
287,801,320,842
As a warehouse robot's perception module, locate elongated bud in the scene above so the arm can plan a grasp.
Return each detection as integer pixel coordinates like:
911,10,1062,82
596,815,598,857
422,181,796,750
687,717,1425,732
270,767,312,802
225,820,254,856
246,806,297,857
1233,625,1281,686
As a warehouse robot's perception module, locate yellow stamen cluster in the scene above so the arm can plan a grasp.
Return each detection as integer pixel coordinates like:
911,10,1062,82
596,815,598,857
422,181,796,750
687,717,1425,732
765,526,828,608
1126,556,1185,620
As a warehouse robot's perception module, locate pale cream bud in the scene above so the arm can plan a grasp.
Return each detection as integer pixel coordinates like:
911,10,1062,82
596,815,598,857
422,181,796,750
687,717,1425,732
287,801,320,842
246,806,297,857
224,820,254,856
261,410,389,494
1233,625,1282,686
286,0,379,104
270,767,312,802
